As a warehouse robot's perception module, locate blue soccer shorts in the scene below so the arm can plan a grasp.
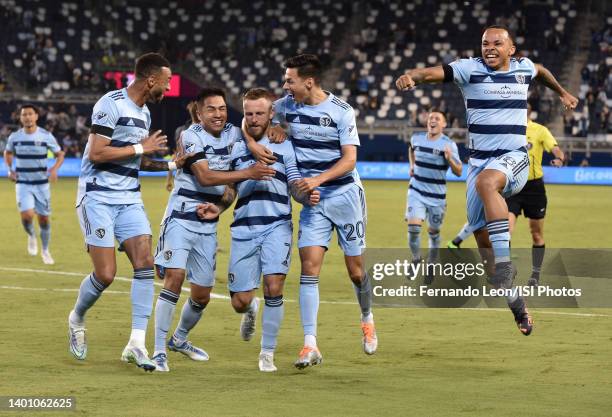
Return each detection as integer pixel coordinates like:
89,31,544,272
16,183,51,215
405,193,446,231
466,149,530,231
298,184,367,257
228,222,292,293
77,196,151,248
154,218,216,288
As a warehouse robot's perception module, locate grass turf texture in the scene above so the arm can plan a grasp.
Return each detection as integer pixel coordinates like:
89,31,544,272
1,178,611,417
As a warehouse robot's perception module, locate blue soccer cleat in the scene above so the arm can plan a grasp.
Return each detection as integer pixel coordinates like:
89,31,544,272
168,336,209,361
121,345,156,372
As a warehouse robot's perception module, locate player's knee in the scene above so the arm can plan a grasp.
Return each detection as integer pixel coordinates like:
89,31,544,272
94,270,115,286
132,254,154,270
231,292,251,313
263,280,284,297
300,259,320,276
428,228,440,236
192,293,210,307
475,174,498,195
531,230,544,245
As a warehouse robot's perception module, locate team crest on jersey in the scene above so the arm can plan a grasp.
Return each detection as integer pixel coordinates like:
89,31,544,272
185,142,196,153
94,111,108,124
228,273,235,283
95,228,105,239
319,116,332,127
515,74,526,84
164,250,172,261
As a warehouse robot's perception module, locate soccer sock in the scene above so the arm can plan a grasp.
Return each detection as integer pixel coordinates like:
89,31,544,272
457,222,473,242
154,289,179,355
353,273,372,318
427,229,440,263
299,275,319,346
486,219,511,264
173,298,206,343
261,295,284,353
40,223,51,251
22,220,35,237
130,267,155,333
532,244,545,277
72,272,108,323
408,224,422,261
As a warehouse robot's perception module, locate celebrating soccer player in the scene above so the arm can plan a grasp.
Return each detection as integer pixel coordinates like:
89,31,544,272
396,25,578,335
506,104,565,287
68,53,186,371
151,88,275,372
4,104,64,264
406,109,462,283
247,54,377,369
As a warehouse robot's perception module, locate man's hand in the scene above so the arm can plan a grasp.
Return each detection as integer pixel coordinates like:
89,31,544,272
141,130,168,154
195,203,221,220
267,125,287,144
395,73,416,91
173,152,195,170
7,170,17,182
409,167,414,178
251,141,277,165
443,145,453,161
560,92,578,111
308,190,321,206
295,177,323,193
247,162,276,180
48,168,59,182
550,158,564,167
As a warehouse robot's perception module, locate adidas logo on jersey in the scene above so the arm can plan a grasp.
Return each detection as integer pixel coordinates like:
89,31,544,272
482,76,494,83
293,115,301,124
126,118,135,126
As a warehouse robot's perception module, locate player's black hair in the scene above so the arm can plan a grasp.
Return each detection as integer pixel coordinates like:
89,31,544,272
482,25,515,45
19,104,39,114
284,54,323,84
134,53,170,80
195,87,226,105
429,108,447,120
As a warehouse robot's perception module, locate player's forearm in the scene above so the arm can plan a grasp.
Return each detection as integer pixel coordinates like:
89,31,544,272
535,65,569,97
50,151,65,171
289,181,311,205
216,185,237,212
316,156,355,184
89,143,139,164
3,152,13,172
448,158,463,177
405,66,445,85
195,168,250,186
140,156,170,172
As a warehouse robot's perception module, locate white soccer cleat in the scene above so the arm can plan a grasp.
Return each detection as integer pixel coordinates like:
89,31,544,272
68,311,87,360
167,335,209,361
27,235,38,256
361,321,378,355
258,352,277,372
294,346,323,369
240,297,259,341
41,250,55,265
121,345,156,372
152,352,170,372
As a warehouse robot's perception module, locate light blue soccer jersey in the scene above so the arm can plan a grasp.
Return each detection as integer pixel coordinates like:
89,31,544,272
162,122,241,234
409,132,459,206
5,127,60,184
229,136,300,239
449,57,537,166
273,92,362,199
77,88,151,205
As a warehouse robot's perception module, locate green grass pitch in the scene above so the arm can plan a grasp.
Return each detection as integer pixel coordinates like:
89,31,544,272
0,178,611,417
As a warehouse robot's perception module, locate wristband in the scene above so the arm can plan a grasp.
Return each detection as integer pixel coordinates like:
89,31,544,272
168,161,177,171
133,144,144,155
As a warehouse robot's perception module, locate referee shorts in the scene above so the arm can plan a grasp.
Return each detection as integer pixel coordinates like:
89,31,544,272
506,178,547,219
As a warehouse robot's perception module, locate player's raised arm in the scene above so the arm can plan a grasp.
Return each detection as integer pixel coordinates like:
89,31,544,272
534,63,578,110
396,65,447,91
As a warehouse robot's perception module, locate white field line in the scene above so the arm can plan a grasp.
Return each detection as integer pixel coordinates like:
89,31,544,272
1,266,610,318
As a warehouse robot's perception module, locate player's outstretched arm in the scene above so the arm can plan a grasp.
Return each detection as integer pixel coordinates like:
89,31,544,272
190,159,276,186
294,144,357,193
87,130,168,164
534,64,578,110
396,66,446,91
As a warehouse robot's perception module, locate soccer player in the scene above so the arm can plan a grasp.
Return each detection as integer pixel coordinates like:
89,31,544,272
151,87,275,372
68,53,184,371
248,54,377,369
506,105,565,286
396,25,578,335
204,87,320,372
4,104,65,264
165,100,199,192
406,109,462,283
